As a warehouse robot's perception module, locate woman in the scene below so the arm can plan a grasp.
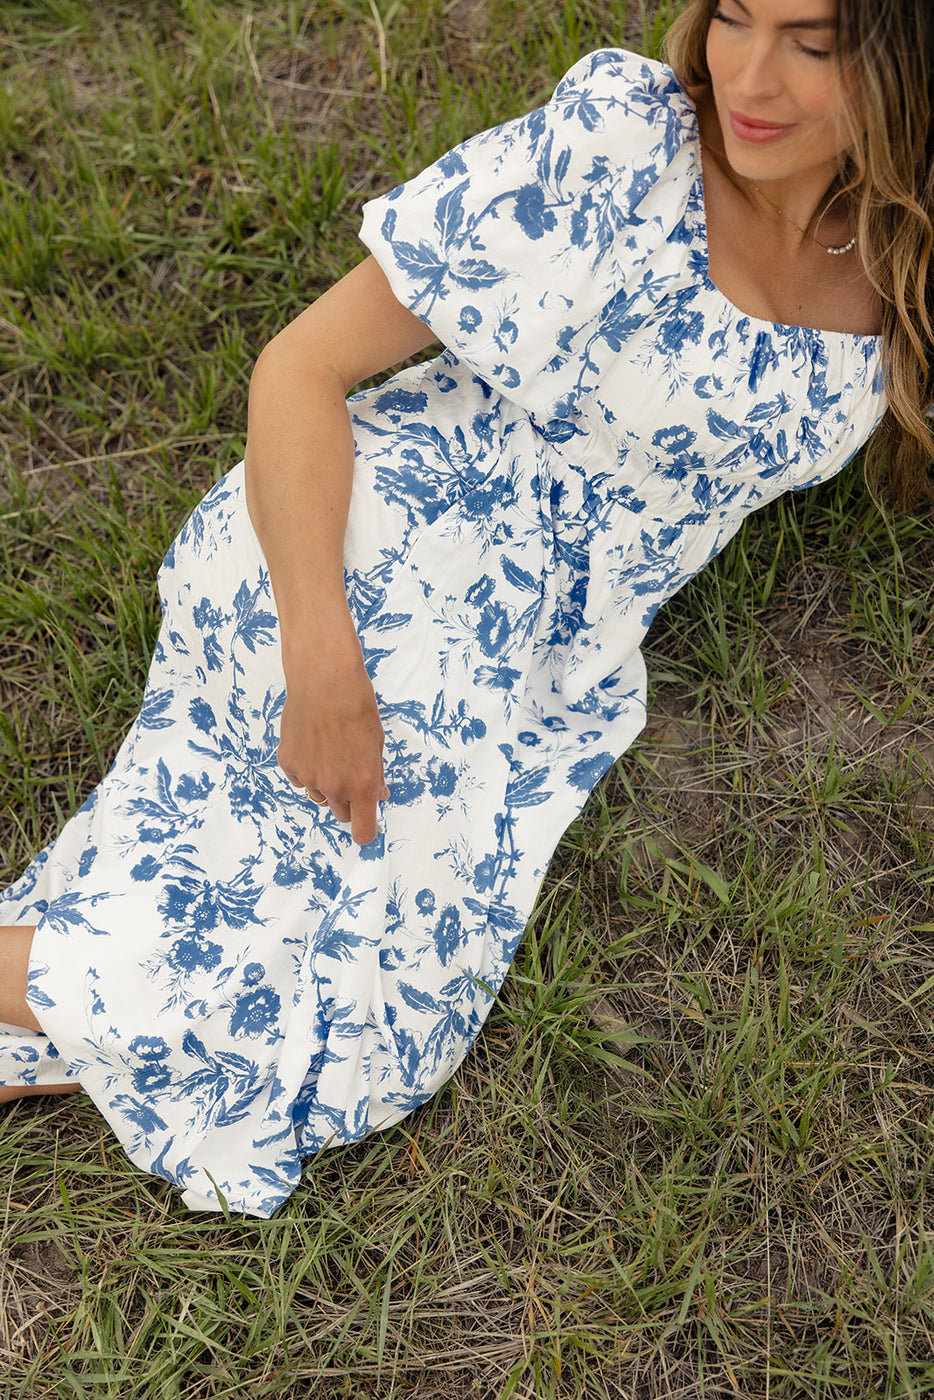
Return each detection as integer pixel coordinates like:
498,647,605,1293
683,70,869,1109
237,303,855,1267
0,0,930,1215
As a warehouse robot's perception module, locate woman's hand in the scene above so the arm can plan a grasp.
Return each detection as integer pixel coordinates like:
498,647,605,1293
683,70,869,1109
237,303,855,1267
277,636,389,846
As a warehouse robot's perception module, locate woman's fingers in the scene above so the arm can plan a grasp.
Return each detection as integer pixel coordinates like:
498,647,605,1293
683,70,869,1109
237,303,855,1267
350,802,379,846
289,772,385,844
275,656,390,845
277,731,388,844
283,769,385,843
291,785,384,845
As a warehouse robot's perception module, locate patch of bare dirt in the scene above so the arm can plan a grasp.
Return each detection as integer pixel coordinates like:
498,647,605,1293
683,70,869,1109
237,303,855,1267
0,1236,79,1364
263,31,381,134
642,637,934,836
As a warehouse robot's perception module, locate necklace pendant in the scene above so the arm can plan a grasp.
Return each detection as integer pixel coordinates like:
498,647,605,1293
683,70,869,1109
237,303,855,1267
749,181,855,257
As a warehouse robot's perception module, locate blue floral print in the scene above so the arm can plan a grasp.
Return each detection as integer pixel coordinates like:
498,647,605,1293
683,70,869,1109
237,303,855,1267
0,50,883,1217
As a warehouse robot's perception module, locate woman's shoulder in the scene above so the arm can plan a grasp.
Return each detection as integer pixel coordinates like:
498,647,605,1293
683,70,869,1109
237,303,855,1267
419,48,698,204
511,47,700,192
550,48,697,138
555,47,681,96
359,47,704,409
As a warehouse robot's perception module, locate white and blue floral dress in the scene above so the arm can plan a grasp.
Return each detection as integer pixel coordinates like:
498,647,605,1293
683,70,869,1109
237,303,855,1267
0,51,883,1215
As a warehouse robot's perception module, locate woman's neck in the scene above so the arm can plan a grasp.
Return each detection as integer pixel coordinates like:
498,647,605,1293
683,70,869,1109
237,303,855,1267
694,91,848,251
691,90,880,336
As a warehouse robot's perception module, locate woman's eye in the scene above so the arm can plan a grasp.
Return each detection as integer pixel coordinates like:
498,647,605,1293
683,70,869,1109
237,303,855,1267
712,10,834,58
797,41,832,60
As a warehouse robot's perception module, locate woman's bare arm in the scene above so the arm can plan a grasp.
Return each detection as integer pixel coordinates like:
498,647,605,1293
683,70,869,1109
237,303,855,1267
244,256,438,845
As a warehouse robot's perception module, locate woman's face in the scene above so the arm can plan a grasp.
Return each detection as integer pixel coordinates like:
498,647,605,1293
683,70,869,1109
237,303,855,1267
705,0,855,185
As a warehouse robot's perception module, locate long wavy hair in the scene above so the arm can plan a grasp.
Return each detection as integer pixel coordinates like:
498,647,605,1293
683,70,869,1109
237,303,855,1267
666,0,934,505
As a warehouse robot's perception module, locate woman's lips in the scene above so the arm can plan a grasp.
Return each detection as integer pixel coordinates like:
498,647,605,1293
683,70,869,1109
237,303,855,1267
729,111,795,143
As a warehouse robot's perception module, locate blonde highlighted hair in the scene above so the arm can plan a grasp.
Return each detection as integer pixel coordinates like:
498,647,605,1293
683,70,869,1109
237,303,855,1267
666,0,934,504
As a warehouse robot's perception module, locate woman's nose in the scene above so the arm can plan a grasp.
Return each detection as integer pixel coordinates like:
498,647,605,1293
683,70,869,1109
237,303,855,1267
734,41,784,101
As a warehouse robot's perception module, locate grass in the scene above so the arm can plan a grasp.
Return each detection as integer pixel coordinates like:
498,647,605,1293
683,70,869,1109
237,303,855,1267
1,0,933,1396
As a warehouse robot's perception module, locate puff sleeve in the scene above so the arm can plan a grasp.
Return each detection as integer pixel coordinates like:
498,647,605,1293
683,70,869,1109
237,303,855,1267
358,49,697,413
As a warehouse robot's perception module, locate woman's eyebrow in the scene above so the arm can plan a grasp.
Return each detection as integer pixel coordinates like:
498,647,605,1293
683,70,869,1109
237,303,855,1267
725,1,838,30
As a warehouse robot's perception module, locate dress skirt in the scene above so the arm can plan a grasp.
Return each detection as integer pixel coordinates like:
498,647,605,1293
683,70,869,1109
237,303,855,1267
0,358,647,1216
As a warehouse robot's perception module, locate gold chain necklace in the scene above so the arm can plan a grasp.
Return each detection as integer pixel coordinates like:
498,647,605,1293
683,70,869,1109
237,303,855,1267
749,181,856,257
